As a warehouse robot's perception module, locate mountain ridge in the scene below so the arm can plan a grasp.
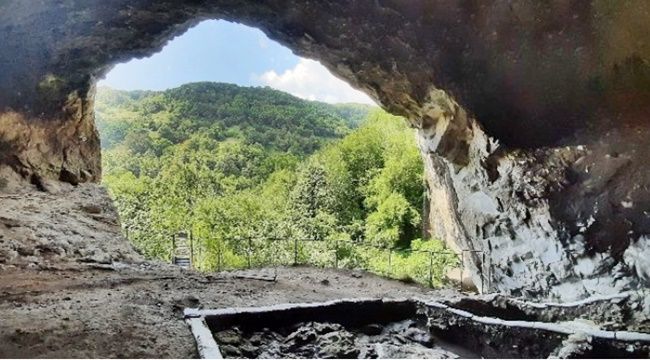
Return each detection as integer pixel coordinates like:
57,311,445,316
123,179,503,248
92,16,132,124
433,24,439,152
96,82,376,154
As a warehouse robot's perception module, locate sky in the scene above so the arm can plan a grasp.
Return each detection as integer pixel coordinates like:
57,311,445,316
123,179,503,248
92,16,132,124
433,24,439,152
99,20,375,105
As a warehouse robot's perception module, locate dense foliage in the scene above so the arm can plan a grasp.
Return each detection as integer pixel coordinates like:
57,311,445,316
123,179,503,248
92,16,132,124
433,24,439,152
96,82,371,155
98,82,457,287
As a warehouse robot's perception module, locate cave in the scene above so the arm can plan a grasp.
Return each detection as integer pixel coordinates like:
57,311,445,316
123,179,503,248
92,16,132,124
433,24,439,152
1,0,649,328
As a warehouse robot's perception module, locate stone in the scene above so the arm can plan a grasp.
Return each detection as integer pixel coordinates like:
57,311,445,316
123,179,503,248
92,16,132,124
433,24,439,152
547,333,593,359
284,326,317,348
311,322,344,334
214,329,242,345
316,331,359,359
403,327,434,347
239,343,259,358
218,344,241,358
80,204,102,214
249,333,262,346
359,323,383,336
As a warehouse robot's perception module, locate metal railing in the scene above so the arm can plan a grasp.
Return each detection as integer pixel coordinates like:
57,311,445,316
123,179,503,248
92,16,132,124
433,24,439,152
172,234,492,293
459,249,492,294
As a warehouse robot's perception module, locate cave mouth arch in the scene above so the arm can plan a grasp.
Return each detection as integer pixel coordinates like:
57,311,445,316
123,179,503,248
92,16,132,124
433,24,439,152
2,1,649,185
96,19,375,106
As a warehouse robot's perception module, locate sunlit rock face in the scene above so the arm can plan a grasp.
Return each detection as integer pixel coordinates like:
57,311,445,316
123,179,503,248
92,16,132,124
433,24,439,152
0,0,648,300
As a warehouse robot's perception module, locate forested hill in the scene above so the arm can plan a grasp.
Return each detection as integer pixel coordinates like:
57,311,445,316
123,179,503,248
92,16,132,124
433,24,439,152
95,82,375,155
98,82,453,285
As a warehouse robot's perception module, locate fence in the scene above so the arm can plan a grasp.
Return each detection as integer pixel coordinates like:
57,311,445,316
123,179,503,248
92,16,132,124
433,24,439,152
169,233,492,293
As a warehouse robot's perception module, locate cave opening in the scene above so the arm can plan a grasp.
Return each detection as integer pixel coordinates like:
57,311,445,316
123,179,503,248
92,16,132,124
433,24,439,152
2,2,650,358
95,19,459,288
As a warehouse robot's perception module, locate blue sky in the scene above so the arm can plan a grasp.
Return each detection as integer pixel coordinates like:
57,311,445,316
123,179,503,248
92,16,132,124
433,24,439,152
99,20,375,105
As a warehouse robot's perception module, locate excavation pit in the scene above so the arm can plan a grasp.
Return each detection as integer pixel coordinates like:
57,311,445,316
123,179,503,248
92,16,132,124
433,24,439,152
185,299,477,359
185,297,650,359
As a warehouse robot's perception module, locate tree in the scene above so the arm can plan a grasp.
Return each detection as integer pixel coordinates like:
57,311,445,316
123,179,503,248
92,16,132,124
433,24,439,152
100,82,455,285
288,163,338,240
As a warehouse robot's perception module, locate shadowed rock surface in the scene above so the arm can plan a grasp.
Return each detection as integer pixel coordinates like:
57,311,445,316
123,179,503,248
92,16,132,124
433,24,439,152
0,0,649,302
205,297,650,358
214,319,466,359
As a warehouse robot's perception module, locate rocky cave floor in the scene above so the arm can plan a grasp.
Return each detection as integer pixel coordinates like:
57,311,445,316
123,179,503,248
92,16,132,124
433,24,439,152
0,184,441,357
1,184,649,358
0,263,450,358
214,317,475,359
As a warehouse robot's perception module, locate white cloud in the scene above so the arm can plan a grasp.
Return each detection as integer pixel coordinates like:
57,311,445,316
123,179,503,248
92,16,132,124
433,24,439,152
255,59,376,105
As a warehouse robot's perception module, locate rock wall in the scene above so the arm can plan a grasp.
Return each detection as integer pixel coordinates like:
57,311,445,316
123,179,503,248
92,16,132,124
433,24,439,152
417,87,650,299
420,108,647,300
0,0,648,300
0,183,141,269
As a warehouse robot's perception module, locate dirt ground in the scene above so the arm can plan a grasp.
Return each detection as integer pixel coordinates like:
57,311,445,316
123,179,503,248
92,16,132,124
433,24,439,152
0,262,457,358
0,184,460,358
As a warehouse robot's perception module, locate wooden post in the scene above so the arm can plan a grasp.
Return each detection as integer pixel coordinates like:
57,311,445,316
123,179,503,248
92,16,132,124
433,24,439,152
190,230,194,270
217,241,222,272
388,249,392,276
481,252,486,294
247,236,252,269
197,241,202,271
486,253,491,293
171,233,176,264
293,237,298,266
272,237,279,281
334,240,339,269
428,251,434,287
460,251,464,292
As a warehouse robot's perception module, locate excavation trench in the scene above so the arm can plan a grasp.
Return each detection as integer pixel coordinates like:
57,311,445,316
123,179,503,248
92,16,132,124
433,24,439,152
185,297,650,359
